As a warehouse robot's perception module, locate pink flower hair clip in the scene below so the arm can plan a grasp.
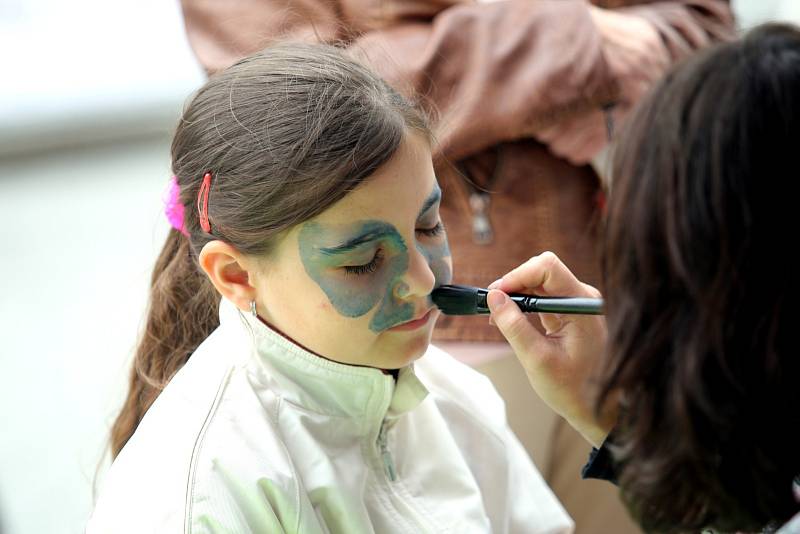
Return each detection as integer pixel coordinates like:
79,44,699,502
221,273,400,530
164,175,188,237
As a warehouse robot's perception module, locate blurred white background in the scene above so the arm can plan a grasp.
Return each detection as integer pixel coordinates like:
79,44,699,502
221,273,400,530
0,1,203,533
0,1,797,533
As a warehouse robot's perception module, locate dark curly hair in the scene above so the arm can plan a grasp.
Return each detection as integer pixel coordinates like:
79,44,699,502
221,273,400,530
600,23,800,533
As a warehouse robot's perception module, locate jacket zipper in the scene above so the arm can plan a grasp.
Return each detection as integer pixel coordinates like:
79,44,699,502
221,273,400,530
377,420,397,482
373,383,435,532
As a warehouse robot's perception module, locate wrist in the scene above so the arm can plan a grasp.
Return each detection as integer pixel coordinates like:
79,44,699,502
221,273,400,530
566,397,618,448
574,420,613,449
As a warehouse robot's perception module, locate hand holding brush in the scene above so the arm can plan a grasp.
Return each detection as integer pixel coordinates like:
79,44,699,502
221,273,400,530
451,252,616,448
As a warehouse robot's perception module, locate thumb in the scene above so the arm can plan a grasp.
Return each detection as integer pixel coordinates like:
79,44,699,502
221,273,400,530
487,289,546,359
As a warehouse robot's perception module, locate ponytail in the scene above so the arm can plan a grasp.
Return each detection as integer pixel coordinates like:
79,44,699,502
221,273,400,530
109,230,219,458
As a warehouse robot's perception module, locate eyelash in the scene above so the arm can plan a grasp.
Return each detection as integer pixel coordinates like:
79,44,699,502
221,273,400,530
341,222,444,276
343,249,384,276
416,221,444,238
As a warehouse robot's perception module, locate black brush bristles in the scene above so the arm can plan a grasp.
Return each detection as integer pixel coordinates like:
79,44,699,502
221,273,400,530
430,285,489,315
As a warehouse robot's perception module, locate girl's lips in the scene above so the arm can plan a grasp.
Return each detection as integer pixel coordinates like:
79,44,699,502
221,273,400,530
388,309,434,331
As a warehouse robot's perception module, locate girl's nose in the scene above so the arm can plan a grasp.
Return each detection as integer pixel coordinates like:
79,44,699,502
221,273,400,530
394,246,435,300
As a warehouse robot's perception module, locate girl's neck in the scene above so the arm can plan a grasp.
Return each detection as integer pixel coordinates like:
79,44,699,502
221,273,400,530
255,315,401,378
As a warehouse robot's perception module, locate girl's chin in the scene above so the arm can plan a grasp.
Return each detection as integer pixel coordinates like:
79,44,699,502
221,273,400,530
383,331,434,369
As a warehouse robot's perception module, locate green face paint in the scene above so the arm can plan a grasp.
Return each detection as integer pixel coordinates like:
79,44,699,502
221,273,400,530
298,220,414,332
418,238,452,294
415,184,452,293
297,184,452,334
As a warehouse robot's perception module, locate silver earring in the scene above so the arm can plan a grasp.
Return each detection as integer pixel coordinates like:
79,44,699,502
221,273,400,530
250,300,258,318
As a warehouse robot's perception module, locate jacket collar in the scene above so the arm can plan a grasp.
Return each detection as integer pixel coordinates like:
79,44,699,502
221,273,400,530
219,298,429,425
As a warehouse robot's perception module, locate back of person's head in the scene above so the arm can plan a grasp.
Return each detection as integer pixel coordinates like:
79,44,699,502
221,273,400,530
109,43,429,458
601,23,800,532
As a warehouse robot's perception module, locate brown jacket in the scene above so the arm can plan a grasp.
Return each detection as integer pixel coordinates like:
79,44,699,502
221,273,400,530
180,0,734,341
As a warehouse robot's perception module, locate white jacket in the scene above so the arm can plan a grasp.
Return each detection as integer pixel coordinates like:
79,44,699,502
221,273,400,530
87,298,573,533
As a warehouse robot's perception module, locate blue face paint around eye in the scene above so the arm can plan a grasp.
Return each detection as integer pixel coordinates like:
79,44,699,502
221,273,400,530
298,180,452,334
298,220,414,333
417,235,453,296
415,183,453,292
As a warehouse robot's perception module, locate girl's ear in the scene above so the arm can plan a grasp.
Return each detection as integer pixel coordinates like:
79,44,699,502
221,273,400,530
198,240,257,312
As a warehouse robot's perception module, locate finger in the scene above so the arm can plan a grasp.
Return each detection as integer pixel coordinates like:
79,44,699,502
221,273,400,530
487,289,550,364
498,251,593,298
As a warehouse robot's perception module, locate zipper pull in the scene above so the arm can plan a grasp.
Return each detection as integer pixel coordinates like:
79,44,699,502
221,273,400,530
469,192,494,245
377,423,397,482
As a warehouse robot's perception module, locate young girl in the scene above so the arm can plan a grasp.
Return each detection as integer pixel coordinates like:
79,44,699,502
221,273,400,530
87,43,571,533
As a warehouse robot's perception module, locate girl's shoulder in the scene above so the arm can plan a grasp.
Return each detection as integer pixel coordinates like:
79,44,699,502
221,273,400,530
778,510,800,534
88,324,255,533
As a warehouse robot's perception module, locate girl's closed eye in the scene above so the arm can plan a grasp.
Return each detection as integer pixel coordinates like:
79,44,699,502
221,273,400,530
343,249,385,276
416,221,445,238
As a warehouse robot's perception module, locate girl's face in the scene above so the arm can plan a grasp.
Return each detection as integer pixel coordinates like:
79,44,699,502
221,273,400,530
253,133,452,369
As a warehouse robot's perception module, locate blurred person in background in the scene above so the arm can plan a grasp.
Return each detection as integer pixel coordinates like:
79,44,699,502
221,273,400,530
178,0,733,530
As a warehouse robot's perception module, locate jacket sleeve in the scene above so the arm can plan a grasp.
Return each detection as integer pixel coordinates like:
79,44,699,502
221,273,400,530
581,440,619,485
621,0,735,61
179,0,733,162
179,0,616,161
190,467,327,534
503,428,575,533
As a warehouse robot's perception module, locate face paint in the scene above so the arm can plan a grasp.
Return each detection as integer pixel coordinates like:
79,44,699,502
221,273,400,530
298,220,414,333
298,183,451,335
417,237,452,295
415,184,453,293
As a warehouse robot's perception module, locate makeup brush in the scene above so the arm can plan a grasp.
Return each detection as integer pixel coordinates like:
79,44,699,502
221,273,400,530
431,284,604,316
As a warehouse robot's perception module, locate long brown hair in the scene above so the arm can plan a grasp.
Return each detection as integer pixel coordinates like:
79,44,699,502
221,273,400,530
600,23,800,532
110,43,430,458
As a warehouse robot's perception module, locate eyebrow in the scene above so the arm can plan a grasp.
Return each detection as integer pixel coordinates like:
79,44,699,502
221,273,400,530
318,228,393,256
417,184,442,219
318,185,441,256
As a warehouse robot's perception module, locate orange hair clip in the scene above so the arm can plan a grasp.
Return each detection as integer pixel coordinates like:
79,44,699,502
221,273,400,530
197,172,212,233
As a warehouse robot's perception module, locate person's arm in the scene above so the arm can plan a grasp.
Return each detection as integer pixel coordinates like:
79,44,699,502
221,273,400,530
359,0,734,166
597,0,735,105
538,0,735,165
179,0,733,165
624,0,735,60
179,0,343,74
179,0,617,164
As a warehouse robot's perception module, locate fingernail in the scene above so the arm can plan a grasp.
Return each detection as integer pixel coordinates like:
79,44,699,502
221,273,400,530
488,278,503,290
487,290,507,309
